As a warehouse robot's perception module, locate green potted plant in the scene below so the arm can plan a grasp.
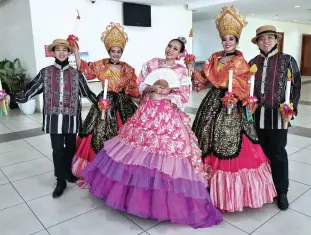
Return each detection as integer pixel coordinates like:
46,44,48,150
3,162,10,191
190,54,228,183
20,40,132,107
0,58,27,109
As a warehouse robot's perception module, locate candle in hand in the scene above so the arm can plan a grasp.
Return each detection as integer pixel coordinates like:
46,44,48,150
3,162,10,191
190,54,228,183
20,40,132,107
250,75,255,97
189,28,193,54
103,79,108,99
0,80,2,90
189,38,192,54
73,9,80,35
285,69,292,104
228,70,233,92
285,79,291,104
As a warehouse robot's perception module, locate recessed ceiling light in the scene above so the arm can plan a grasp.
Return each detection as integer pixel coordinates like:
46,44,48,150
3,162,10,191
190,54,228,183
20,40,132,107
294,5,300,8
294,20,298,22
251,13,255,15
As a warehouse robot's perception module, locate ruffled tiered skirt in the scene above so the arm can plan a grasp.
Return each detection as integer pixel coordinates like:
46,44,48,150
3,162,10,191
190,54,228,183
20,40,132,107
192,87,277,212
72,91,137,187
82,99,223,228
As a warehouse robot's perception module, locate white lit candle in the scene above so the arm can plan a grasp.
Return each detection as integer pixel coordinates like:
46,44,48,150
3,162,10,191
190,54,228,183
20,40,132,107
73,10,80,35
101,79,109,120
0,80,2,90
228,70,233,92
73,19,80,35
189,38,192,54
285,79,291,104
250,75,255,97
103,79,108,99
189,28,193,54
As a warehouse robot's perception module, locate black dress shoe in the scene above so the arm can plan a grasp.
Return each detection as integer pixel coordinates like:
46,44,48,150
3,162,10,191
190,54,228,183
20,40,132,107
52,179,67,198
277,194,289,211
66,174,78,183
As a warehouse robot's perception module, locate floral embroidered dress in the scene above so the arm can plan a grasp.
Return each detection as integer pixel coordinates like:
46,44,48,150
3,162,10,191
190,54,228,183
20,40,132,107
72,58,139,187
81,57,223,228
192,51,277,212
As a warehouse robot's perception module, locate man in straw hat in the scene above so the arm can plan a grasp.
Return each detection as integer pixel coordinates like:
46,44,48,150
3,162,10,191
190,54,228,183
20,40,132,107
249,25,301,210
14,39,98,198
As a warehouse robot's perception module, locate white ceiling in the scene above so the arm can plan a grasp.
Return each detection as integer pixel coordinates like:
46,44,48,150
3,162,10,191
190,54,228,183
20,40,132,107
111,0,200,5
113,0,311,25
191,0,311,24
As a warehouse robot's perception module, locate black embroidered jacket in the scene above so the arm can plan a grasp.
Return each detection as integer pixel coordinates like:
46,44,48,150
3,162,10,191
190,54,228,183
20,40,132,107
16,63,97,134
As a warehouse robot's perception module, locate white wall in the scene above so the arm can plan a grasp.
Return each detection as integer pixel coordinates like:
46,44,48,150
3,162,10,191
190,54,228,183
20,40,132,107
28,0,192,106
193,17,311,66
29,0,192,73
0,0,37,77
193,19,220,62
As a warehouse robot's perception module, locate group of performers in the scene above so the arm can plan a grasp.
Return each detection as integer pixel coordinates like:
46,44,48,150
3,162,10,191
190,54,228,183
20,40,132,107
14,5,301,229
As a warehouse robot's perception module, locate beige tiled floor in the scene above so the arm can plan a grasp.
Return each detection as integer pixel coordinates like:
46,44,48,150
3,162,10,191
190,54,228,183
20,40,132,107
0,86,311,235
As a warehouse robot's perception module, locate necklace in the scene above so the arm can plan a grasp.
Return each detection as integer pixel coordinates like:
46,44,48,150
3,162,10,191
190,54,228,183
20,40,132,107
163,60,175,68
224,51,236,57
109,60,120,65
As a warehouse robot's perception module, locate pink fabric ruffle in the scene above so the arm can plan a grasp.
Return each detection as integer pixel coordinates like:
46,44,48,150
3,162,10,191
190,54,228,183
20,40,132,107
208,162,276,212
72,135,96,187
104,137,207,185
204,134,277,212
82,150,223,228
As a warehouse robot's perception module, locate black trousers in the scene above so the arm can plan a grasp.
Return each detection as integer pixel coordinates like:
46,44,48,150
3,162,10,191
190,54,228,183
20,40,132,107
50,134,76,180
256,129,289,194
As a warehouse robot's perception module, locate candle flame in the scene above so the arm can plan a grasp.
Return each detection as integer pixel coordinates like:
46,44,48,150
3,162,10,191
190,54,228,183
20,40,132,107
287,69,292,79
250,64,258,73
76,9,80,20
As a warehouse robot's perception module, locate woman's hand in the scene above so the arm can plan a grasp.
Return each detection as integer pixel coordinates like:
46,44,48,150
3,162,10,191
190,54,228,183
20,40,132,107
143,85,163,94
153,85,164,94
186,64,195,72
150,93,164,101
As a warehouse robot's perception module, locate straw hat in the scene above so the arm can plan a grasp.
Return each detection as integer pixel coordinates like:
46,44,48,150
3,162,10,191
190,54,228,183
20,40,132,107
47,39,73,52
251,25,282,44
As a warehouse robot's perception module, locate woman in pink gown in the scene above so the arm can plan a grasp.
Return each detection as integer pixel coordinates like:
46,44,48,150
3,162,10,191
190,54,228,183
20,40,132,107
81,37,223,228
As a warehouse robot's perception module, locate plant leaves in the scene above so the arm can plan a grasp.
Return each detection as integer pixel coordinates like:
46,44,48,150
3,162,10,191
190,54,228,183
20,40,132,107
13,58,22,69
4,63,14,71
0,58,26,92
0,69,8,75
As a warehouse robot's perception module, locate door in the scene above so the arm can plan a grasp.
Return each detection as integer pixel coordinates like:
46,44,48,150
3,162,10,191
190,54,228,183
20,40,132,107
301,34,311,76
277,32,284,53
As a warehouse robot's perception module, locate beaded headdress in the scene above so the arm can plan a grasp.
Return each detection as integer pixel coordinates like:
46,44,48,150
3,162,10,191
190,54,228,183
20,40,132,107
216,6,247,39
101,22,128,52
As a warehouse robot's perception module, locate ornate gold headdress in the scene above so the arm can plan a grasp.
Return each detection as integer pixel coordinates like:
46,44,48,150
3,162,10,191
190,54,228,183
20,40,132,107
216,6,247,39
101,22,128,52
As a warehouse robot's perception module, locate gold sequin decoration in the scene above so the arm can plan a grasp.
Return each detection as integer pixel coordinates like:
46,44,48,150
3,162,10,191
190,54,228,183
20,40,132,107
79,90,137,153
192,87,259,159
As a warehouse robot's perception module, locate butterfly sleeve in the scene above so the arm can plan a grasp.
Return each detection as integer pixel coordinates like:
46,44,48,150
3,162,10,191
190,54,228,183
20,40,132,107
168,66,190,111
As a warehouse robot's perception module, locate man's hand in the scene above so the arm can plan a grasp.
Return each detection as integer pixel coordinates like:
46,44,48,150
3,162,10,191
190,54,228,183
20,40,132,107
286,115,293,121
73,42,79,54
